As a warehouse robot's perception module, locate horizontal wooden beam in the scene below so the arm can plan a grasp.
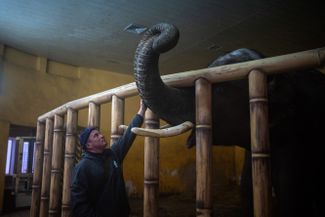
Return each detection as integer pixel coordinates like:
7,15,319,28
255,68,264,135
164,47,325,87
38,47,325,122
38,82,138,121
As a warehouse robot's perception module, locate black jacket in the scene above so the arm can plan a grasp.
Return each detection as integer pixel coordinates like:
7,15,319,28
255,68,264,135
71,114,144,217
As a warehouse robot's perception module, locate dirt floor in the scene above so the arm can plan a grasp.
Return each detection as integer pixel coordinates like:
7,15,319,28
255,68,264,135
129,184,242,217
1,185,241,217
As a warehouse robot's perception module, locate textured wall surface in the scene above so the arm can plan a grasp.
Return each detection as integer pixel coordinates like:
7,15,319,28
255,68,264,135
0,48,244,211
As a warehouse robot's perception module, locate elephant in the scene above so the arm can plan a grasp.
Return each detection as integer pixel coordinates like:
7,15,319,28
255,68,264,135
133,23,325,217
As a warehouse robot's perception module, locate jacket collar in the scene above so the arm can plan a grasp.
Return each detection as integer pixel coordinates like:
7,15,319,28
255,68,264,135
83,149,111,160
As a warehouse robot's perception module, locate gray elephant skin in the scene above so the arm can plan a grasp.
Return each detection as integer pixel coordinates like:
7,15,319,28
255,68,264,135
134,23,325,217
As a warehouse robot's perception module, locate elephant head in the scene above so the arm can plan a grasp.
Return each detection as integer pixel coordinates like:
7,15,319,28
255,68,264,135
134,23,263,148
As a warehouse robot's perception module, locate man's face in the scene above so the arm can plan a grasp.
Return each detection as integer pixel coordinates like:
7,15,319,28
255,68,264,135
86,129,107,153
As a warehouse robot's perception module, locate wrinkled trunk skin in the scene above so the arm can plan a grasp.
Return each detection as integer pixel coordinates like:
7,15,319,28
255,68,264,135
134,23,195,126
134,23,263,149
134,23,325,217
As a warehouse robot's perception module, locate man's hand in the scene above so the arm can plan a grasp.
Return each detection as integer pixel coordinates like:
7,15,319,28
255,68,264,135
137,99,147,117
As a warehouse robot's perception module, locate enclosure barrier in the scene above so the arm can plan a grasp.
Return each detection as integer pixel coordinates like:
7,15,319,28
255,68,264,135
30,48,325,217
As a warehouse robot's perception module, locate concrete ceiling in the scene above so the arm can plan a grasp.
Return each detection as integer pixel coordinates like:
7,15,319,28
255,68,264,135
0,0,324,75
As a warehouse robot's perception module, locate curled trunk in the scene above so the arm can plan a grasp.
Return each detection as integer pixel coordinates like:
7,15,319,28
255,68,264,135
134,23,195,126
134,23,267,148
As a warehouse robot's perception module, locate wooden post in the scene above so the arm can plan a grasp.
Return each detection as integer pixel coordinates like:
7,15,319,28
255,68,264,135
110,95,124,145
30,121,45,217
88,101,100,128
248,69,272,217
195,78,213,217
49,115,65,217
61,109,78,217
143,109,160,217
40,118,54,217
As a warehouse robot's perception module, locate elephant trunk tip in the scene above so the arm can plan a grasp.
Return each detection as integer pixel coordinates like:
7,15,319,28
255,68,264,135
141,23,179,54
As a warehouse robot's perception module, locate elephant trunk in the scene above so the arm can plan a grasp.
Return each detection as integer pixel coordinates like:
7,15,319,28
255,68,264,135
134,23,195,125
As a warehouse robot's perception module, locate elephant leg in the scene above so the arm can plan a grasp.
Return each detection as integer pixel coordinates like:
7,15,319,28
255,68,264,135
272,139,323,217
271,145,295,217
240,150,253,217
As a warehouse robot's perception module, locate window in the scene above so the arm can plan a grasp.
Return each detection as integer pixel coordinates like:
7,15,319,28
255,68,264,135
5,137,35,175
21,141,29,173
5,138,16,175
5,140,12,174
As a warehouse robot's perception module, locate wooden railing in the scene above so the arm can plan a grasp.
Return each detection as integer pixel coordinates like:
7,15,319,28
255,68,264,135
31,47,325,217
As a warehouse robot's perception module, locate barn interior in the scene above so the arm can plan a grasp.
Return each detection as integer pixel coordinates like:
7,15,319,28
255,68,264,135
1,0,324,217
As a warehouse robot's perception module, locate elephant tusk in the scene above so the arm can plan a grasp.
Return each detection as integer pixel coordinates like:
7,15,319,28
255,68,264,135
160,124,172,129
119,124,171,131
131,121,194,137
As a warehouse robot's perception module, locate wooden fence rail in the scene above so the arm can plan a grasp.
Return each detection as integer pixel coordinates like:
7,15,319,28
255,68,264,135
30,47,325,217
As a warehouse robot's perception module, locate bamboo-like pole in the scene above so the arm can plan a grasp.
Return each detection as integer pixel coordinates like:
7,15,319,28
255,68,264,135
40,118,54,217
195,78,213,217
38,47,325,122
49,115,65,217
110,95,124,145
143,109,160,217
61,109,78,217
248,70,272,217
88,102,100,128
38,82,137,122
165,47,325,87
30,121,45,217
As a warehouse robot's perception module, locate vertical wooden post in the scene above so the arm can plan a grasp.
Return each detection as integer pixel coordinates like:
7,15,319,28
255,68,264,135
195,78,213,217
61,109,78,217
110,95,124,145
143,109,160,217
88,102,100,128
30,121,45,217
49,115,65,217
248,69,272,217
40,118,54,217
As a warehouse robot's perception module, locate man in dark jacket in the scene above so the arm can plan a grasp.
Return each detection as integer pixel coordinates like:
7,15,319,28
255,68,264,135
71,100,147,217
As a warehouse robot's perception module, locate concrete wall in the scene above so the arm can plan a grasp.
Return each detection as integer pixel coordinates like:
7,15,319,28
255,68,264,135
0,44,245,211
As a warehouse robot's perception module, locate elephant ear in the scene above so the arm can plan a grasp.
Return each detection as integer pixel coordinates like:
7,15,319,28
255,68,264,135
185,48,264,149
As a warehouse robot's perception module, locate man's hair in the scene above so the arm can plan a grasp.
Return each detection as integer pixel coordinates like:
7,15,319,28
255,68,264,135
79,127,96,150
